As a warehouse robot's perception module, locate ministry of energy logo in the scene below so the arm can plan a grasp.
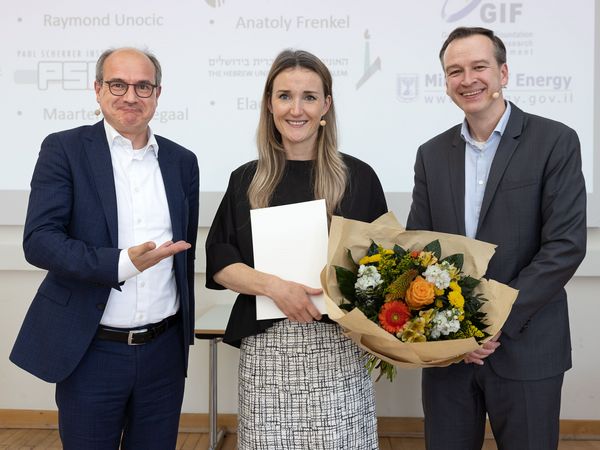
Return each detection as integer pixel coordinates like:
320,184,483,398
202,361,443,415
396,74,419,102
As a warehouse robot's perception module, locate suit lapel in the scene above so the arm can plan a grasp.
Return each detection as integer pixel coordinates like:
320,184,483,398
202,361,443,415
84,121,119,247
448,130,466,236
157,142,184,242
476,104,524,235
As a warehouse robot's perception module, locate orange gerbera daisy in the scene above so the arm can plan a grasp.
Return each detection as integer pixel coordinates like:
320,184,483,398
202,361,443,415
378,301,411,334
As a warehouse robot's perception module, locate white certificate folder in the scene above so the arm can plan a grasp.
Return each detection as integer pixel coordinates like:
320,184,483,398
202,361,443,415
250,199,328,320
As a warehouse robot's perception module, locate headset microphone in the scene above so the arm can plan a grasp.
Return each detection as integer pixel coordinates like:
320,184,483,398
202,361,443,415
492,84,506,100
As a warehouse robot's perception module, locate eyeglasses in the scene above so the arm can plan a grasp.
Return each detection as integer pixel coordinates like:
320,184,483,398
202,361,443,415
102,80,157,98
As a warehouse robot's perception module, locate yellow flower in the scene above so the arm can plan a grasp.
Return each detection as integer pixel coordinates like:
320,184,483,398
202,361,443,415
418,251,438,267
401,328,427,343
455,321,485,339
359,254,381,265
385,269,418,301
401,308,437,342
447,265,461,280
448,290,465,309
358,248,394,266
400,317,427,342
434,287,445,296
419,308,435,321
449,281,461,293
470,325,485,338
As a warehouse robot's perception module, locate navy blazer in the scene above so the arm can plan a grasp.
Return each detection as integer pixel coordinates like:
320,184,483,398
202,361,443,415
407,103,586,380
10,120,199,383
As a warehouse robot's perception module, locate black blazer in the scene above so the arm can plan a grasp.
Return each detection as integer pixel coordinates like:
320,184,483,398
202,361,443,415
407,103,586,380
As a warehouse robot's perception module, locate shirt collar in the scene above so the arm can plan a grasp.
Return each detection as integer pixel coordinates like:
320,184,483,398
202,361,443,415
103,120,159,158
460,101,512,149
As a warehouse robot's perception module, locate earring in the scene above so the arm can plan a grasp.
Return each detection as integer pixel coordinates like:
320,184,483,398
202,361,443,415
94,109,102,116
319,119,327,127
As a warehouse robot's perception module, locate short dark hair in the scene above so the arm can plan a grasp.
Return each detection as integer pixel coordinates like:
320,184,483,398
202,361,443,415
439,27,507,68
95,47,162,85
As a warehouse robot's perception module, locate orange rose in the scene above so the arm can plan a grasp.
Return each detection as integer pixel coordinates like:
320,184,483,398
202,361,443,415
405,276,435,310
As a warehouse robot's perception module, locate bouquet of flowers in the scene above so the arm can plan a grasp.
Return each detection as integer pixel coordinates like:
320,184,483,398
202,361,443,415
321,213,518,381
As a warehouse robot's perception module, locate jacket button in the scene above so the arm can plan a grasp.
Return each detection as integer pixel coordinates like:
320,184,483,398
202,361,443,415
96,303,106,311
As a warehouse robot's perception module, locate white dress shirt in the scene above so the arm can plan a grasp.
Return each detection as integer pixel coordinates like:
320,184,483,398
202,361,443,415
100,121,179,327
462,102,512,238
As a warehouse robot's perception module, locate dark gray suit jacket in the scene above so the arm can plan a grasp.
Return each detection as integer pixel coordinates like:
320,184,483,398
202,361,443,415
406,103,586,380
10,120,199,383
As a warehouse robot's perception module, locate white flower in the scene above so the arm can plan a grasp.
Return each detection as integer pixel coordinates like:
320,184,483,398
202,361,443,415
440,260,460,280
423,264,451,290
355,265,383,291
429,308,461,339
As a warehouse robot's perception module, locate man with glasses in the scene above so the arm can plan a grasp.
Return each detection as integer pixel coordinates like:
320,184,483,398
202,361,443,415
10,47,199,450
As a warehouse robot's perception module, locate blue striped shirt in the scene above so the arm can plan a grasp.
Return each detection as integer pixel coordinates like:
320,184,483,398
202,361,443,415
461,102,512,238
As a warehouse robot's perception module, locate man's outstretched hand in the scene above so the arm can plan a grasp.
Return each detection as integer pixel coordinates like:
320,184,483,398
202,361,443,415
128,240,191,272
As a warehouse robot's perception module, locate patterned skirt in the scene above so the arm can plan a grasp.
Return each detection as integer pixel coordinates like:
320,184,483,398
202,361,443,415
238,320,379,449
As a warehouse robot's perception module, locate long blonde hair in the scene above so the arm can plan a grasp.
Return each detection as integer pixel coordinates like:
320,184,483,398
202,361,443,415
247,49,347,219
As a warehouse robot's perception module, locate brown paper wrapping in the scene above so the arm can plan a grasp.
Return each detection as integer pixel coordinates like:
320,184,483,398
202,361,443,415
321,212,518,368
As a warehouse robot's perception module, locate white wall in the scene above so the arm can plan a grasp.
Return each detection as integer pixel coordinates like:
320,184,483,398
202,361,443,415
1,225,599,419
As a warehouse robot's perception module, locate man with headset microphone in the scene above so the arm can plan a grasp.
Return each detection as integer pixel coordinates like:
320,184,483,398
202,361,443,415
11,47,199,450
406,27,586,449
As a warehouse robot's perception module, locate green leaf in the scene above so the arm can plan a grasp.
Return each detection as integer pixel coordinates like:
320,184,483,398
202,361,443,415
365,355,379,374
424,239,442,260
460,275,480,291
345,248,358,270
334,266,357,301
364,356,397,382
376,361,397,382
463,293,487,318
367,240,379,256
393,244,407,258
441,253,464,271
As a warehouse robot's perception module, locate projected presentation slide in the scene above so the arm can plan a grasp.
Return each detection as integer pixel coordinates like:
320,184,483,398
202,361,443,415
0,0,595,223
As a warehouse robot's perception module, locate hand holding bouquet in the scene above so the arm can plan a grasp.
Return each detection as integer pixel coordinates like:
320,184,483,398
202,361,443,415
322,213,518,381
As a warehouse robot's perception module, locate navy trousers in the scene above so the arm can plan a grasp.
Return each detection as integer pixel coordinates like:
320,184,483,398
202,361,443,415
56,323,186,450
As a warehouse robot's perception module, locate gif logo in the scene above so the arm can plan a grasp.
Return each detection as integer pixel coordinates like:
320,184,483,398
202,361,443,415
481,2,523,22
38,61,96,90
205,0,225,7
442,0,523,23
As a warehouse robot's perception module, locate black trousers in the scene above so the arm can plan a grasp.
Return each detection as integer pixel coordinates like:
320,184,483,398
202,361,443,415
422,361,564,450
